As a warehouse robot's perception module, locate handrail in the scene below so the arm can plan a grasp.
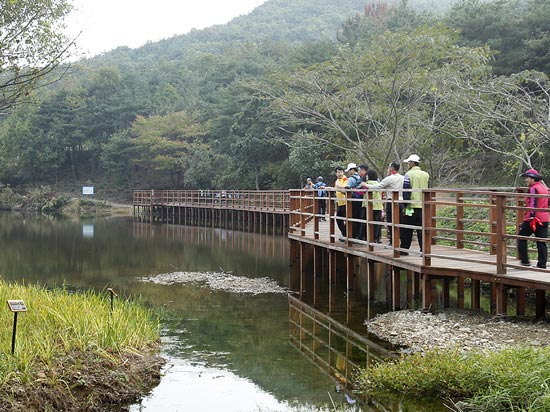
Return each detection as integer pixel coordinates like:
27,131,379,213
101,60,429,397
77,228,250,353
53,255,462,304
133,189,290,213
288,187,550,275
134,187,550,275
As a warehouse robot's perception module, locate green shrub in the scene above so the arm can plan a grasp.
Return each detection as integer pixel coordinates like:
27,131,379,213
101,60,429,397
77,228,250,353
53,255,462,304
358,346,550,412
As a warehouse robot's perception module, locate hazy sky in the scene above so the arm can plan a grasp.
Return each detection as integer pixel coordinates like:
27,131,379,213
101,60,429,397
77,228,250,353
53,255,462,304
65,0,268,58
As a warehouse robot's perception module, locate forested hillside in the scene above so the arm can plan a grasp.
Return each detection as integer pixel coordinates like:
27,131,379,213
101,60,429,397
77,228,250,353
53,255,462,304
0,0,548,200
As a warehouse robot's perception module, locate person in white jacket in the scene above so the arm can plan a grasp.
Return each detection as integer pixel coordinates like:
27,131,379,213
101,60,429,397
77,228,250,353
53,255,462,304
361,161,404,244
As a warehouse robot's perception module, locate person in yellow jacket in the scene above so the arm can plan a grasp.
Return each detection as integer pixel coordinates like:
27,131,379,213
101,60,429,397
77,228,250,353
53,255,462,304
333,166,348,238
400,154,429,255
364,169,384,243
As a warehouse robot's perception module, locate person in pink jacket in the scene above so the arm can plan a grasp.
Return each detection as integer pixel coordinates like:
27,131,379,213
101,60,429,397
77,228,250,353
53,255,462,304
518,169,549,269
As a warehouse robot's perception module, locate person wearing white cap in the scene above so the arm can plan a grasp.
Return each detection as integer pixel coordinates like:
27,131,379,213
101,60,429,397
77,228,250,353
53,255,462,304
336,163,362,239
400,154,429,255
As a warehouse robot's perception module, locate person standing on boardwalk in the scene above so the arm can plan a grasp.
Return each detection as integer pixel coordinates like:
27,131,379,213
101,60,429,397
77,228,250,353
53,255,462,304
364,169,384,243
336,163,362,239
356,165,369,240
313,176,327,221
518,169,549,269
400,154,429,255
361,161,404,244
333,166,348,238
303,177,313,189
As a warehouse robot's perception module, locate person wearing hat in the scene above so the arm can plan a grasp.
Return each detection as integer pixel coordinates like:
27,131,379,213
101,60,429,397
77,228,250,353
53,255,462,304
518,168,549,269
336,163,363,239
400,154,429,255
313,176,327,220
361,161,404,244
333,166,348,238
303,177,313,190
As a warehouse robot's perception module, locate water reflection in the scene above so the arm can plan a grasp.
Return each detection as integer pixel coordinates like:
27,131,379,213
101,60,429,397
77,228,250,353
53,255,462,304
0,214,336,410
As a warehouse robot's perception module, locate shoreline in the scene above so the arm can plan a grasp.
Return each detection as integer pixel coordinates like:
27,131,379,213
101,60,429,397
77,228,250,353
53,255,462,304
0,349,165,412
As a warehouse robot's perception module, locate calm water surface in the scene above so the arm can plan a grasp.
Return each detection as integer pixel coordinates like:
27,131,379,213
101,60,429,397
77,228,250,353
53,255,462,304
0,214,340,410
0,213,443,412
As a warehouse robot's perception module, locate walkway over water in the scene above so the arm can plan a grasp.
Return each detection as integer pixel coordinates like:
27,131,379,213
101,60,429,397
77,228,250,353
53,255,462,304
134,188,550,317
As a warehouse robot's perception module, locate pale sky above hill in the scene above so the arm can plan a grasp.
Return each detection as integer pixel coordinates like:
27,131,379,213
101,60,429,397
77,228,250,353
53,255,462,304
65,0,268,58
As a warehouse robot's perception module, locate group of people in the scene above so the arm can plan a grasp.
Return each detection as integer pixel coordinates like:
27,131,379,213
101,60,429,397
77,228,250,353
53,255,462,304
304,159,550,268
331,154,429,255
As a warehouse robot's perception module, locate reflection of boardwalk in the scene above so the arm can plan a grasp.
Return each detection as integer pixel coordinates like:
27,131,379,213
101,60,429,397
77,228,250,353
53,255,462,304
132,222,288,261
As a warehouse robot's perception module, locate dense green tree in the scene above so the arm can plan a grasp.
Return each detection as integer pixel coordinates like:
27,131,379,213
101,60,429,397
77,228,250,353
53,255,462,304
127,111,208,188
0,0,75,112
270,25,491,180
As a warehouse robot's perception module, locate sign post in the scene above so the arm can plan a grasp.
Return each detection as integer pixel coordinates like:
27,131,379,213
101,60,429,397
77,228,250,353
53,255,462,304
107,288,117,313
7,300,27,355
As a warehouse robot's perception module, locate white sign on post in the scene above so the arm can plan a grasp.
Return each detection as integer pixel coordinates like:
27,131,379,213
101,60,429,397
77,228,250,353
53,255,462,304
82,186,94,195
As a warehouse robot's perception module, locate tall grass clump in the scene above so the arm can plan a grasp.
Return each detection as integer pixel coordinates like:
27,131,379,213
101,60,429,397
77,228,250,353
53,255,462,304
357,346,550,411
0,281,160,386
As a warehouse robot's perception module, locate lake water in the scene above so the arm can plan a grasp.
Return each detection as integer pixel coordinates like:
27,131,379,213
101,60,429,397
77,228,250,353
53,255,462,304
0,213,443,411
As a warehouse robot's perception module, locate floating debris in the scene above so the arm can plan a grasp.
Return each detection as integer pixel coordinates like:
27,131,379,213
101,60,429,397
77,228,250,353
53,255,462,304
138,271,288,295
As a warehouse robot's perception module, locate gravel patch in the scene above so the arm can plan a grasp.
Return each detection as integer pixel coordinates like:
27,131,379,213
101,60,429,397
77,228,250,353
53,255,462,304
366,310,550,354
138,271,288,295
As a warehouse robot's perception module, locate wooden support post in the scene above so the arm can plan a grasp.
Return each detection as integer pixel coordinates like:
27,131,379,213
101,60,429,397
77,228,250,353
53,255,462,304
422,275,432,310
406,270,413,309
346,254,354,292
385,266,392,306
368,260,376,301
536,290,546,319
328,251,336,313
457,278,465,309
495,283,507,315
490,283,497,315
442,278,450,309
471,279,481,311
392,267,400,311
516,287,525,316
299,242,307,298
413,272,420,305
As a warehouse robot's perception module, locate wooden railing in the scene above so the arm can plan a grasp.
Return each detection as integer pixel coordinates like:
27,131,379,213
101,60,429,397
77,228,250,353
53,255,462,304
133,189,290,213
289,187,550,275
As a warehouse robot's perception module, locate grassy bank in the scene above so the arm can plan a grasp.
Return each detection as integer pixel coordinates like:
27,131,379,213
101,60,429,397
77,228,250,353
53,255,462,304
0,281,162,411
358,346,550,411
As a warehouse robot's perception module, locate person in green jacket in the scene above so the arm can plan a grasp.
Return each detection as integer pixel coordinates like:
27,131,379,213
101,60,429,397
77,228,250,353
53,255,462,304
400,154,429,255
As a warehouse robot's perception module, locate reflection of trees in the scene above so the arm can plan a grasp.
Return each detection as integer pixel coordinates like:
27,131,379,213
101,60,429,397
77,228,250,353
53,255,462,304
131,281,336,405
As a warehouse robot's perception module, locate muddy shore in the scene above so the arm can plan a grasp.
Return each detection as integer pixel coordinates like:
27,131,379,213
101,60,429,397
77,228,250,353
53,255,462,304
0,348,165,412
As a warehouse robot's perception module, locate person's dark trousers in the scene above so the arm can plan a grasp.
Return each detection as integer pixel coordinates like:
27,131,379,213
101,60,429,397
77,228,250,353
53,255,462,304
318,198,326,216
373,210,382,242
386,203,393,242
518,220,548,268
358,207,367,240
351,199,363,239
400,208,423,251
336,205,346,236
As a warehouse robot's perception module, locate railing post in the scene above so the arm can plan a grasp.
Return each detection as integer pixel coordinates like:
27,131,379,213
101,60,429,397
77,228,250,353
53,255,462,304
422,190,433,267
327,190,335,243
489,193,497,255
495,194,507,274
391,191,400,258
456,191,464,249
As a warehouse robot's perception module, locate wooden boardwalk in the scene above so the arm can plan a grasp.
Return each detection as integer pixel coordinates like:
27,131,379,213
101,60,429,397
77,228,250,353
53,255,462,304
290,219,550,289
287,188,550,317
134,187,550,316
